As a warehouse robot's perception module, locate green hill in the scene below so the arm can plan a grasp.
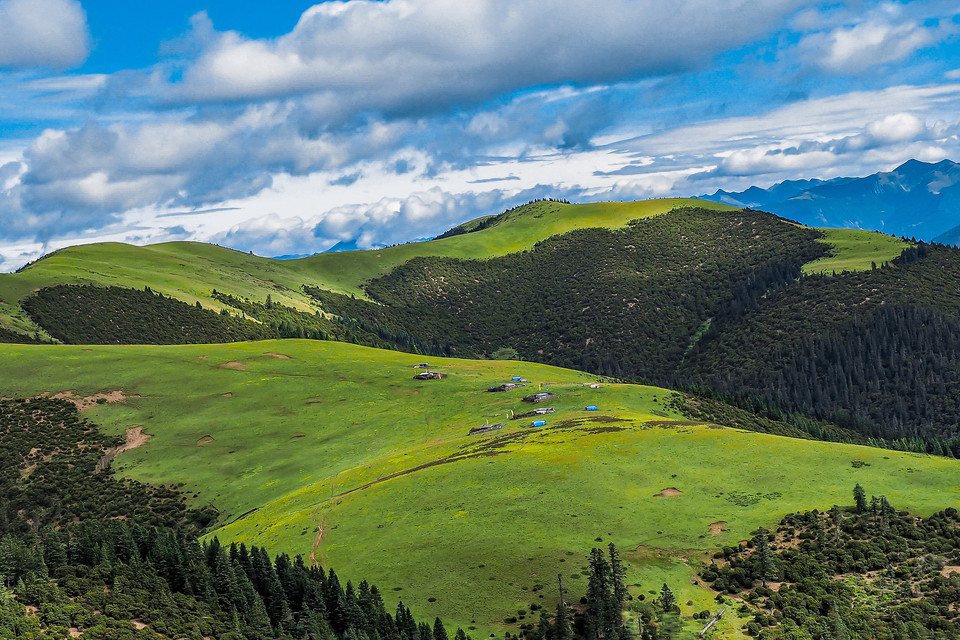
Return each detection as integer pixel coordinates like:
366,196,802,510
1,340,957,638
0,198,732,336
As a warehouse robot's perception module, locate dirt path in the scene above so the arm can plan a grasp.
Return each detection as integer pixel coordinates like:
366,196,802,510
308,509,328,569
97,426,152,471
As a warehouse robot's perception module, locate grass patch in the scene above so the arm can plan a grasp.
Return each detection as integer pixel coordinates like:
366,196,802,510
802,228,911,275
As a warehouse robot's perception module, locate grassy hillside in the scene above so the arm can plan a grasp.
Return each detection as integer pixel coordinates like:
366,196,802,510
0,198,906,343
801,227,912,275
1,340,958,638
0,198,732,336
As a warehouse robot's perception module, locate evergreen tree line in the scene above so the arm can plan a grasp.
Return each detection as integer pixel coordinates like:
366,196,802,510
0,326,44,344
685,303,960,447
22,285,274,345
0,517,469,640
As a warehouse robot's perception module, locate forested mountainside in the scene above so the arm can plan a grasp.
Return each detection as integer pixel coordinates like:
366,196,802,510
309,208,827,376
678,244,960,445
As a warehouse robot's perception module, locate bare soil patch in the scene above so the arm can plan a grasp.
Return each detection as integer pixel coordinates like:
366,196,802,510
219,361,248,370
654,487,682,498
941,565,960,577
50,389,134,412
709,521,727,535
97,426,152,471
197,435,215,446
221,392,233,397
69,627,82,638
131,620,148,630
198,355,208,360
265,352,294,359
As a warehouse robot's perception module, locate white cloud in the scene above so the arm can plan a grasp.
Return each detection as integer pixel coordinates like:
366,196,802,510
0,0,89,70
800,14,943,74
172,0,800,116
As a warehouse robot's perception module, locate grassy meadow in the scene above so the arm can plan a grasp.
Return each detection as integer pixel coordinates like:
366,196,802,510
1,340,958,638
802,227,911,275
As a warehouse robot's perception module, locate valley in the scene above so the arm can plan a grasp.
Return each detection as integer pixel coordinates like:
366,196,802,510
2,340,959,638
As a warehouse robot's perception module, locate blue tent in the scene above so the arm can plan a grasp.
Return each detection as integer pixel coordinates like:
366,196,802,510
585,405,598,411
532,420,547,427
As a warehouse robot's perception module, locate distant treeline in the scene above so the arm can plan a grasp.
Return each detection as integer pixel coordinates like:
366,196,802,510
0,327,44,344
22,285,274,344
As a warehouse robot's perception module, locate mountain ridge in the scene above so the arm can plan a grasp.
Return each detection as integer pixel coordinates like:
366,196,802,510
701,158,960,242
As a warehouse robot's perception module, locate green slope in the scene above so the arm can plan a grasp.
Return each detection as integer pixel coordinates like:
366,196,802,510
802,227,912,275
1,340,957,638
0,199,731,335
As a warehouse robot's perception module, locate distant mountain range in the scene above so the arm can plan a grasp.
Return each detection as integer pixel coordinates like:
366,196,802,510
701,159,960,245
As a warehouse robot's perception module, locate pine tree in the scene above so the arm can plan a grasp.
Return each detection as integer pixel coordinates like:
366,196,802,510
607,543,628,609
553,600,572,640
830,505,843,544
432,617,448,640
585,548,611,638
752,527,777,587
853,484,867,513
657,583,676,613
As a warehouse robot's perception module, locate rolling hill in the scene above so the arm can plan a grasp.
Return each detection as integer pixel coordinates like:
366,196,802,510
6,199,941,449
1,340,959,639
0,198,730,337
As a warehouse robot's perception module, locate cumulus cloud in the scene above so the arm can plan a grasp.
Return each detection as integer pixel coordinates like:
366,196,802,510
0,0,90,70
172,0,799,116
0,108,415,242
798,6,947,75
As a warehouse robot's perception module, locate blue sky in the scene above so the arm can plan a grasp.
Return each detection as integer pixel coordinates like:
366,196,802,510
1,0,959,268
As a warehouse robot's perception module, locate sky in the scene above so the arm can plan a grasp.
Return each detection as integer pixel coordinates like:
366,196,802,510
0,0,959,269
